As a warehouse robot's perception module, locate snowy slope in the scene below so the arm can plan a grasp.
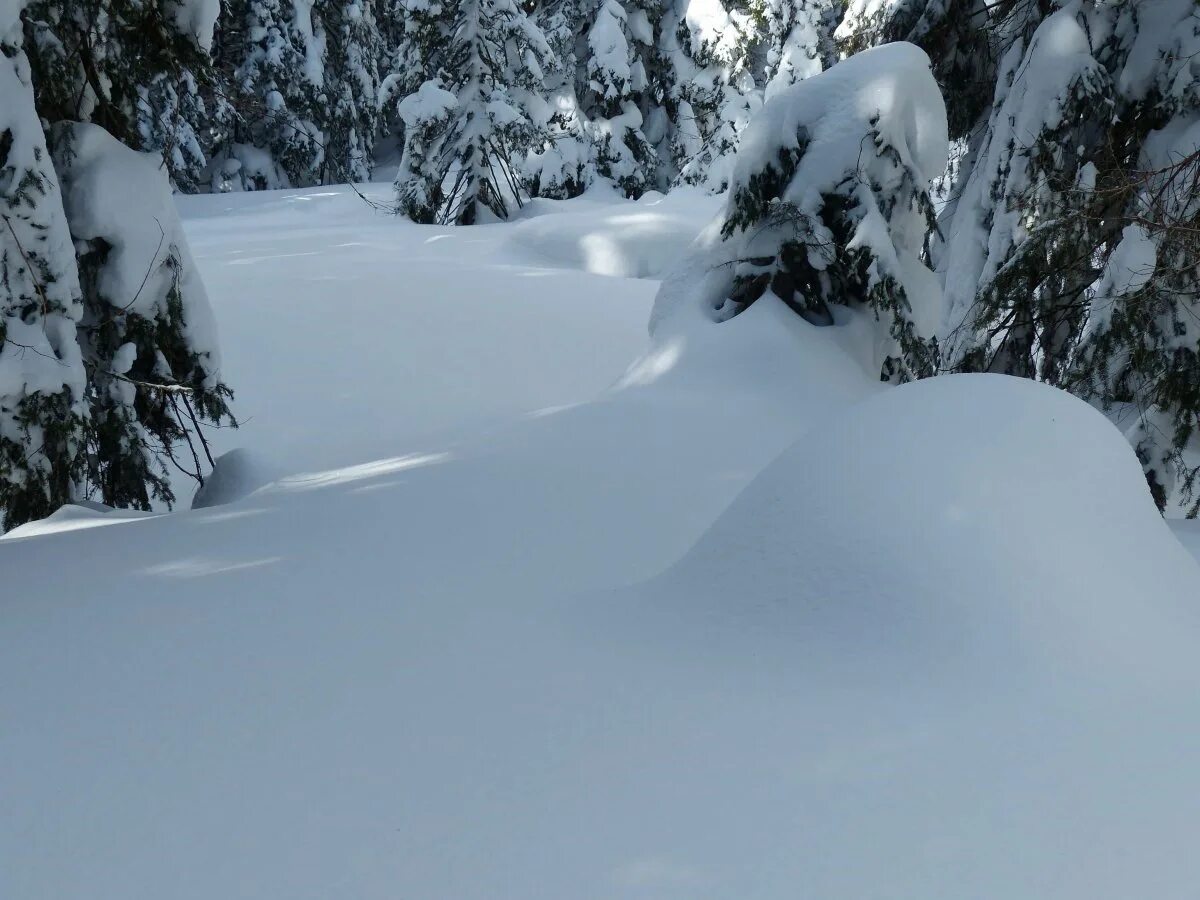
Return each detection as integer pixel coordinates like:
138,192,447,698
4,184,1200,900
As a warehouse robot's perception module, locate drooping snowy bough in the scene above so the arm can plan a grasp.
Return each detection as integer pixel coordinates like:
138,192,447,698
655,42,948,384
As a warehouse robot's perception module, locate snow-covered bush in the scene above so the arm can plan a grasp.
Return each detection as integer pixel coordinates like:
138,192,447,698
699,42,948,383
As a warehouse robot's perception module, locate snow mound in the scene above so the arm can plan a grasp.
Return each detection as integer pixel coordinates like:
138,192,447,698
501,191,717,279
191,448,281,509
640,374,1200,683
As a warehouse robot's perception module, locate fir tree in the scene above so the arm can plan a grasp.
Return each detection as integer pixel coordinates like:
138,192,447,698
753,0,838,101
1069,0,1200,513
837,0,993,140
579,0,661,196
317,0,382,183
21,0,219,191
53,122,235,511
716,42,947,383
0,25,87,529
662,0,759,190
393,0,553,224
522,0,592,199
212,0,327,189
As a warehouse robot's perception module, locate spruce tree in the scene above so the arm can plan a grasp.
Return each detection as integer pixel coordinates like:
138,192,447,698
715,42,947,383
0,22,87,529
21,0,219,191
317,0,382,183
53,122,235,511
393,0,553,224
212,0,327,189
579,0,661,196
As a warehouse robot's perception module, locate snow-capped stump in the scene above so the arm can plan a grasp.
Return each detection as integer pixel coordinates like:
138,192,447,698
648,375,1200,678
661,41,948,384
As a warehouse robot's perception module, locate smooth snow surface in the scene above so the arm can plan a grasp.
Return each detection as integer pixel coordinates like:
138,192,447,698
4,183,1200,900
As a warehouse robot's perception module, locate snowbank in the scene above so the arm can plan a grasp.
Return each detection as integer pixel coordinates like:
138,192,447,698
635,374,1200,678
501,190,719,279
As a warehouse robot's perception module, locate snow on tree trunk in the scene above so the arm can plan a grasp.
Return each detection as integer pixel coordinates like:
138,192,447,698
712,42,948,383
0,28,87,529
53,122,234,512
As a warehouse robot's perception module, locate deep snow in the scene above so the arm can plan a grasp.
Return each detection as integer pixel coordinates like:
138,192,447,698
4,182,1200,899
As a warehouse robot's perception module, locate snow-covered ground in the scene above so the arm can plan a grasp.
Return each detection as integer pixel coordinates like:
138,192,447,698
4,183,1200,899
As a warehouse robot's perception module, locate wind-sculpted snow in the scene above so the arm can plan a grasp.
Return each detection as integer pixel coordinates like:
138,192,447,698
501,191,719,278
4,185,1200,900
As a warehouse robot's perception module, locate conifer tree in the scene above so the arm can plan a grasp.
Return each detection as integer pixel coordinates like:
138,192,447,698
318,0,382,183
579,0,661,196
1069,1,1200,513
662,0,759,190
753,0,838,101
54,122,235,511
21,0,219,191
522,0,592,199
0,21,87,529
212,0,327,189
393,0,553,224
715,42,947,383
1,1,236,529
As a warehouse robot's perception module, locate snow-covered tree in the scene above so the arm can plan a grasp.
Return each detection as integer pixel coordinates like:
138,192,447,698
752,0,838,101
521,0,591,199
939,5,1114,382
54,122,235,511
837,0,993,140
393,0,553,224
715,42,948,382
1,3,236,529
1069,1,1200,513
574,0,662,196
0,22,87,528
211,0,327,189
317,0,382,183
22,0,221,191
661,0,759,190
379,0,447,120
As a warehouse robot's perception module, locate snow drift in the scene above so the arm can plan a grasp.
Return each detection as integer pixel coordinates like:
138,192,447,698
637,374,1200,658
